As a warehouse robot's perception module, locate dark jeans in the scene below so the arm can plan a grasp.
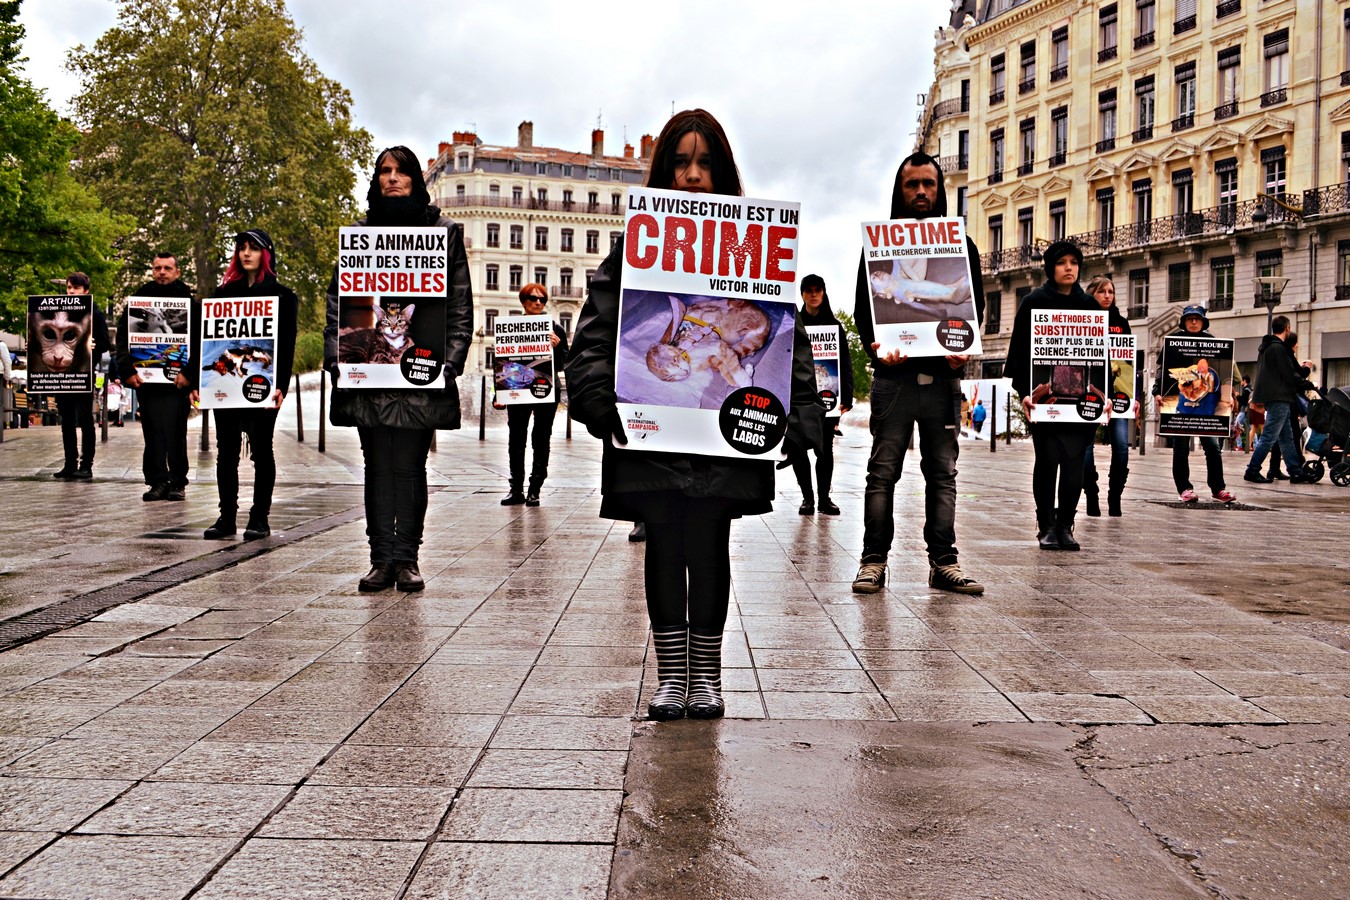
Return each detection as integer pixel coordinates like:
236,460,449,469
1083,416,1129,482
788,431,834,499
213,408,279,517
1031,423,1095,526
1246,401,1303,477
640,491,735,631
54,394,96,469
861,377,962,564
1173,435,1226,494
137,389,190,488
506,402,557,489
358,426,434,565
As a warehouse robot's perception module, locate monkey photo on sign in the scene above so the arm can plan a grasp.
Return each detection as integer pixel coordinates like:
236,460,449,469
29,307,93,375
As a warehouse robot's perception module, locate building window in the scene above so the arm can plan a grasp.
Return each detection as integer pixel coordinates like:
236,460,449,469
1050,107,1068,166
536,187,548,205
455,184,466,200
1051,27,1069,81
563,188,573,208
1018,118,1035,175
585,268,596,287
1172,168,1194,217
610,231,621,251
587,190,598,210
1263,29,1289,104
536,162,548,176
559,312,573,335
1098,88,1118,151
508,265,523,292
1134,75,1155,142
1099,4,1118,61
1257,250,1284,289
1263,146,1287,197
457,152,469,171
958,130,969,170
1175,0,1196,34
1128,268,1150,318
489,183,500,200
1217,47,1240,117
511,160,522,173
485,264,499,292
1174,61,1196,131
512,185,523,203
956,186,968,218
1019,40,1036,93
960,78,971,111
1133,178,1152,225
1097,187,1115,235
486,223,500,248
485,308,499,336
1018,207,1033,249
1342,133,1350,183
560,228,574,253
1168,262,1191,303
990,53,1006,103
559,268,573,293
989,215,1004,254
1050,199,1067,241
509,225,524,250
611,193,622,214
1211,255,1235,310
586,230,599,254
534,267,547,286
985,291,1002,335
1135,0,1156,48
1337,242,1350,300
990,129,1005,183
562,165,573,178
1217,0,1240,19
535,227,548,251
1216,158,1238,226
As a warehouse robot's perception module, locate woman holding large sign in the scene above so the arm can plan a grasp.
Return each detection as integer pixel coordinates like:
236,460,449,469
1081,276,1135,518
324,147,473,593
567,110,822,721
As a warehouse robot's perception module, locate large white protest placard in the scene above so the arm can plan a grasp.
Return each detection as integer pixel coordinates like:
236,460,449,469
806,324,842,418
27,295,95,393
859,217,981,358
1027,309,1108,424
494,315,556,405
126,296,191,384
1109,333,1138,420
198,296,280,409
335,226,448,389
614,186,800,458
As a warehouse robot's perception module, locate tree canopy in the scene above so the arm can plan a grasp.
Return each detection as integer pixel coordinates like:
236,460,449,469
0,0,130,335
68,0,372,329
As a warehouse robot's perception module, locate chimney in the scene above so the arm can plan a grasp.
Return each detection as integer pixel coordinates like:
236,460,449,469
640,134,655,159
624,143,635,159
451,130,477,144
437,141,451,158
592,128,604,158
518,121,534,148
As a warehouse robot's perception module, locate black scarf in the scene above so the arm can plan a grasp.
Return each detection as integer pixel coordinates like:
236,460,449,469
368,196,436,226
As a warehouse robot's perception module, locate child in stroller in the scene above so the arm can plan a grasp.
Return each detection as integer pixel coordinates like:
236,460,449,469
1302,386,1350,485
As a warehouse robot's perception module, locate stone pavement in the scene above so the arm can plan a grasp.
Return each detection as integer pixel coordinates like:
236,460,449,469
0,393,1347,898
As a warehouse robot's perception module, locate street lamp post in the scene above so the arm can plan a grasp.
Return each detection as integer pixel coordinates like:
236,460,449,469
1253,275,1290,334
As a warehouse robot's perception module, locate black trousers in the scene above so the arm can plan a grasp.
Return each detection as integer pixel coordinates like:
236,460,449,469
137,389,190,488
506,402,557,490
358,426,434,565
1030,423,1095,527
788,431,834,499
640,491,735,632
54,394,96,469
213,408,279,517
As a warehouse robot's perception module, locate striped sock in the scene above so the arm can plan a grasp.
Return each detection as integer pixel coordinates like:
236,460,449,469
687,629,724,718
648,626,688,719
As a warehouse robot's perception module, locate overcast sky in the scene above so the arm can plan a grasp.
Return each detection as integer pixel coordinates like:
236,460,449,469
18,0,953,304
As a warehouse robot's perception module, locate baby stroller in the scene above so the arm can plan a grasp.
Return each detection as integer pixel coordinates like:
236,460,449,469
1302,386,1350,486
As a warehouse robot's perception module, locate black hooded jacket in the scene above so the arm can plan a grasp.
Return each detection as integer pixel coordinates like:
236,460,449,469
800,288,854,410
1251,332,1312,404
1004,280,1100,400
853,152,985,383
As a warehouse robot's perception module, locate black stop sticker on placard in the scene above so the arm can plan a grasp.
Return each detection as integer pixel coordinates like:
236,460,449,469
400,344,443,386
242,375,271,404
936,319,975,352
1078,394,1105,421
1111,392,1131,415
718,387,787,455
530,376,551,399
819,389,838,413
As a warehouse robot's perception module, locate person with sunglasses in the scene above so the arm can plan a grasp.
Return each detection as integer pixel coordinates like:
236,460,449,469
499,283,569,506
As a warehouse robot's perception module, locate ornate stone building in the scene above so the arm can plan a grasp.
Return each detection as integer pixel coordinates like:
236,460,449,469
423,123,651,373
918,0,1350,389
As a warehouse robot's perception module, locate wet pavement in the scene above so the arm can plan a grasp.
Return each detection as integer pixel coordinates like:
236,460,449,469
0,391,1348,898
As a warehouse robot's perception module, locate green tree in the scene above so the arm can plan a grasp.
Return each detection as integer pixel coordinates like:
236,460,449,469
0,0,130,334
836,310,871,402
67,0,371,329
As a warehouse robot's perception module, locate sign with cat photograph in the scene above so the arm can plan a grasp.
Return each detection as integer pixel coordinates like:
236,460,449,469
860,217,982,358
27,294,95,393
1027,309,1108,424
493,315,556,405
615,186,800,458
126,296,192,384
806,325,842,418
335,226,449,389
1158,334,1234,437
198,296,280,409
1109,333,1138,420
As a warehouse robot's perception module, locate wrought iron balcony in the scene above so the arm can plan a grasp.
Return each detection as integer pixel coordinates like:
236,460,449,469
1098,46,1118,63
1214,101,1238,121
938,155,969,173
990,89,1005,105
1050,64,1068,82
1134,32,1155,51
1216,0,1240,19
1126,303,1149,319
988,170,1004,185
1017,160,1034,176
1210,295,1234,312
1260,87,1288,108
1300,181,1350,218
1132,124,1154,143
1018,77,1036,95
932,97,965,120
437,194,626,216
1171,113,1194,132
1049,151,1067,168
1096,137,1117,153
1174,15,1196,35
1336,284,1350,301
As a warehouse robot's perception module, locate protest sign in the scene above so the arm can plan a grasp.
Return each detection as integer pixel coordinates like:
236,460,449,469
26,295,95,393
614,186,800,457
1158,334,1234,437
126,296,191,384
859,217,981,358
494,315,556,405
335,226,448,389
806,325,842,418
1027,309,1108,424
1109,333,1138,420
198,295,280,409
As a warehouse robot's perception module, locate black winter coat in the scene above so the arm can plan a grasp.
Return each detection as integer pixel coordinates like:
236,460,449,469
1004,281,1100,400
210,274,300,398
1251,333,1312,404
799,304,854,411
323,211,473,430
565,239,825,521
115,279,198,396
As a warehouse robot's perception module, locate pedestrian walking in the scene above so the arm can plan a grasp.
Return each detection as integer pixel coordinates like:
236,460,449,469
324,146,473,593
1080,276,1134,517
52,273,111,480
786,273,852,516
971,400,987,435
566,109,824,720
498,283,568,508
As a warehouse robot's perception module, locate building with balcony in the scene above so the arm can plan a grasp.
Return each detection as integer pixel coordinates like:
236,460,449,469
917,0,1350,390
423,122,651,373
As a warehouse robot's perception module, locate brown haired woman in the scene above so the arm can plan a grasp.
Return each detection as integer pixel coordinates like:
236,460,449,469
566,110,822,720
1081,275,1134,516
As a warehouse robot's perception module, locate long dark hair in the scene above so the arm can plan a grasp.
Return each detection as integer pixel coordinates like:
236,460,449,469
366,145,432,211
644,109,743,197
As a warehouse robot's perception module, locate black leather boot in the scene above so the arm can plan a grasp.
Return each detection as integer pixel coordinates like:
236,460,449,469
1108,466,1128,517
1037,511,1059,550
1083,467,1101,517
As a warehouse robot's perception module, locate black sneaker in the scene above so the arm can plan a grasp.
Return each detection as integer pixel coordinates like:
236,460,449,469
243,516,271,540
851,562,887,594
165,487,186,501
928,556,984,595
204,516,237,539
1243,471,1271,484
53,467,76,480
71,468,93,480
